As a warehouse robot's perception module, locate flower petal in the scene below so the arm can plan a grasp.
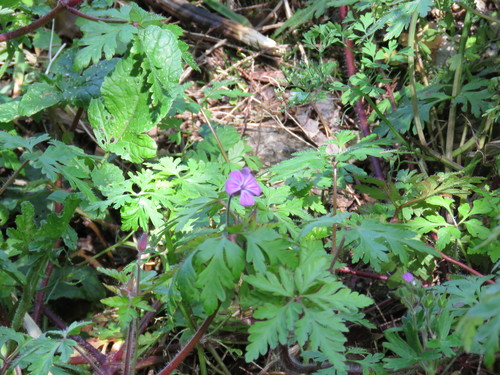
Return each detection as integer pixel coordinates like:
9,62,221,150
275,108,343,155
402,272,414,283
225,178,241,195
239,190,255,206
244,178,261,196
240,167,251,176
228,170,244,186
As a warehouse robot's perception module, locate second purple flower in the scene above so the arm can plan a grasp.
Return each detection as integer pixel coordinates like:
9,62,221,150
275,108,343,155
225,167,261,207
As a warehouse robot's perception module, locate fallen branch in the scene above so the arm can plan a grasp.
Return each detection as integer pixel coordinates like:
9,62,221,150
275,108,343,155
149,0,285,55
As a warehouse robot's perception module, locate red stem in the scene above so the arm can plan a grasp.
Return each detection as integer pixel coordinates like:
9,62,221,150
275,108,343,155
432,247,496,285
0,4,65,42
339,6,384,181
156,312,217,375
0,0,124,43
336,266,389,281
32,176,64,322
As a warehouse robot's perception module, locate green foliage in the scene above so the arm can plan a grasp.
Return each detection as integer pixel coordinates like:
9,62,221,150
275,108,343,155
342,216,438,272
195,237,245,314
245,241,373,372
0,322,85,375
88,25,184,162
457,281,500,369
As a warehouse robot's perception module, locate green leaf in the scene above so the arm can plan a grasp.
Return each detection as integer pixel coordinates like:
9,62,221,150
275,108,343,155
203,0,252,27
245,302,302,361
52,51,118,107
6,201,37,255
18,82,63,117
244,227,283,272
48,266,106,301
14,334,78,374
464,218,490,239
344,219,437,271
0,132,49,152
137,25,183,109
37,194,81,242
74,21,137,70
299,212,351,238
295,308,349,372
88,55,157,162
195,237,245,313
454,79,494,118
245,267,295,297
0,98,21,122
457,282,500,369
23,141,97,202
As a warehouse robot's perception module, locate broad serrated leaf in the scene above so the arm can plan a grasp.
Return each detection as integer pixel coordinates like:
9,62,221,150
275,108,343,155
137,25,183,108
88,55,157,162
53,51,118,107
0,98,21,122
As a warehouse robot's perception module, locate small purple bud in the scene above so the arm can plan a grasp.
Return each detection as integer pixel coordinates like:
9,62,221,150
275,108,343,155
137,233,148,252
402,272,415,283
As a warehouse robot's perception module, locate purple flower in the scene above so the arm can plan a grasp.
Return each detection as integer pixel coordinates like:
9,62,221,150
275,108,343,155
225,167,261,207
402,272,415,283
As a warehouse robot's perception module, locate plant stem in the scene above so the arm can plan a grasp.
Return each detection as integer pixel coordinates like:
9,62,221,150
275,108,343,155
445,11,472,162
226,195,233,230
205,344,231,375
331,161,338,255
432,246,496,285
338,5,384,180
196,345,208,375
0,159,29,196
75,231,134,266
199,107,230,164
408,11,428,146
155,311,218,375
0,3,65,42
